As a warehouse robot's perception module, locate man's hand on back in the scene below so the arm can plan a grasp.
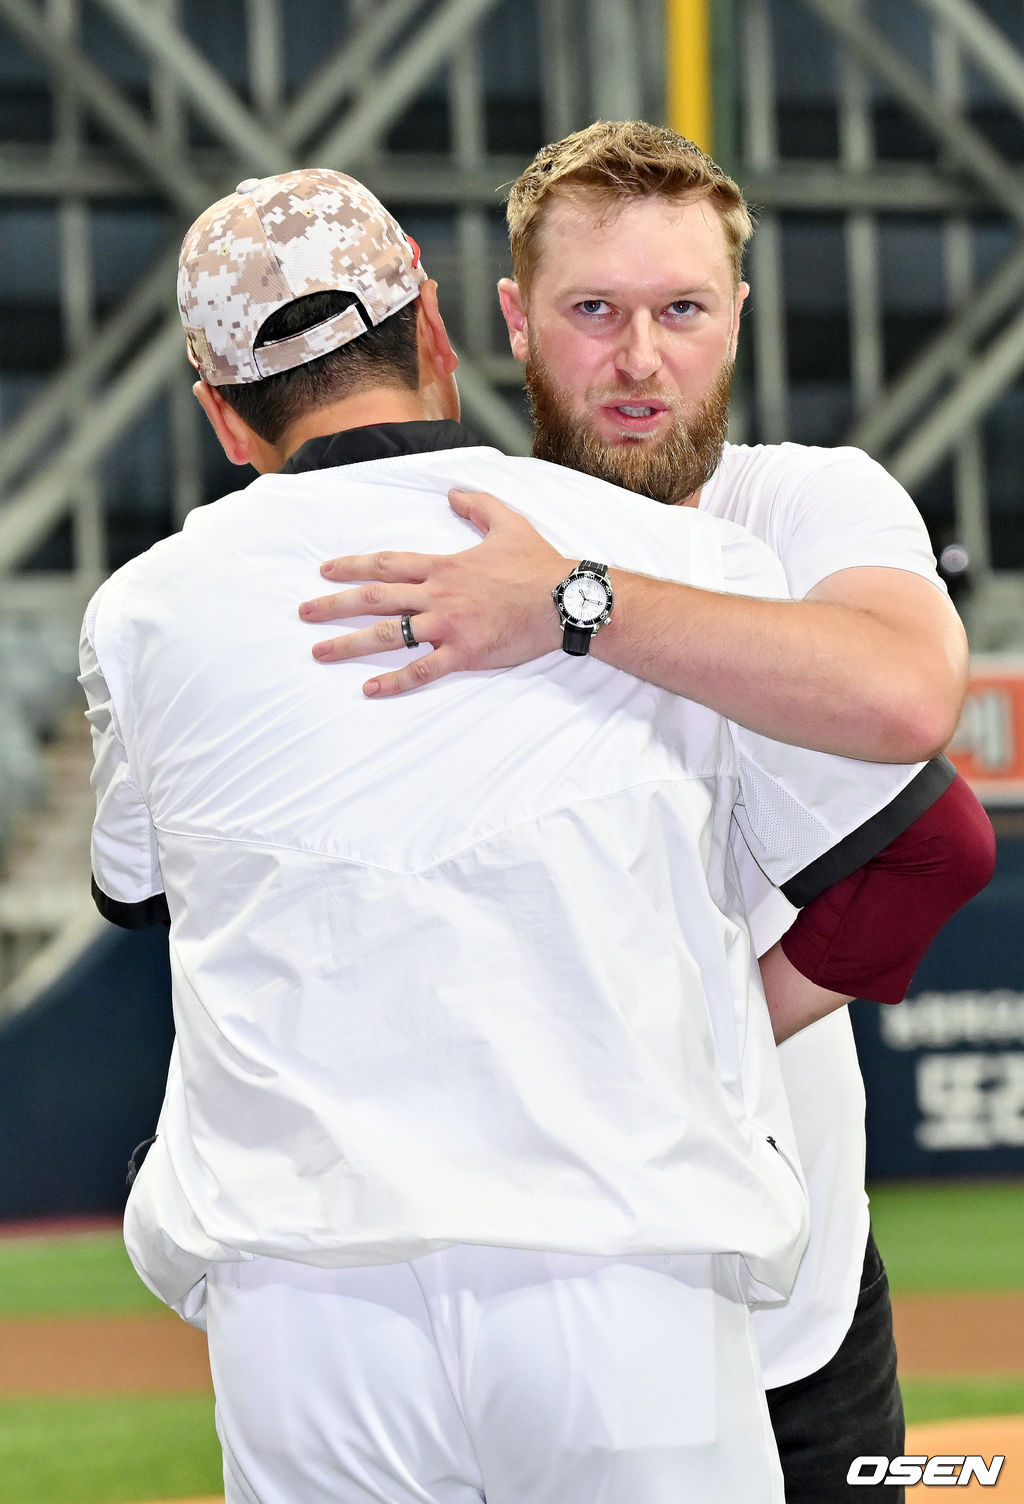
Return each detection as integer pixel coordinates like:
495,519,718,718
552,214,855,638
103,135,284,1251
300,487,568,696
300,478,967,762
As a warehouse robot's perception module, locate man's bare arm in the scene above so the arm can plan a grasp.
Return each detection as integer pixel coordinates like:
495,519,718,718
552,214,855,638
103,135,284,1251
757,943,853,1045
595,561,965,761
300,488,968,762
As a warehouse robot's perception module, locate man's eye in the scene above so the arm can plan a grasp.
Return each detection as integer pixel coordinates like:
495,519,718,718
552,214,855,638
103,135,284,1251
577,299,608,315
668,299,698,317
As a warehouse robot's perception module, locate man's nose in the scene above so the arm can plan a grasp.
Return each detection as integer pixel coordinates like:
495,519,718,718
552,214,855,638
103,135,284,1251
615,313,661,383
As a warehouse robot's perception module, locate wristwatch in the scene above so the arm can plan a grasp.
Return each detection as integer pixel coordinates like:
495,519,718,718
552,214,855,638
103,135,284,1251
551,560,614,656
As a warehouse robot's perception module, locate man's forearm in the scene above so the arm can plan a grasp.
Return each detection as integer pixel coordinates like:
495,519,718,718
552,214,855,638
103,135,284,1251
758,942,853,1044
594,565,967,762
306,490,968,762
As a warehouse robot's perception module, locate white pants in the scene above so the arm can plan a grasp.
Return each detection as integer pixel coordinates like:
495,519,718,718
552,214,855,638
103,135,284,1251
206,1245,784,1504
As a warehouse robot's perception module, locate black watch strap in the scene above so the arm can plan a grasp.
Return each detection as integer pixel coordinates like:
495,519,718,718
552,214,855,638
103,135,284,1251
562,622,595,656
558,561,610,656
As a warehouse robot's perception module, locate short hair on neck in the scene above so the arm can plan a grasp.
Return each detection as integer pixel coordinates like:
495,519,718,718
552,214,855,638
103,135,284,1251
216,290,420,447
506,120,754,299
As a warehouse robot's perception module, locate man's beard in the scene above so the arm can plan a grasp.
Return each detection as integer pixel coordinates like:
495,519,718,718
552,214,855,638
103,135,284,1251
524,349,733,506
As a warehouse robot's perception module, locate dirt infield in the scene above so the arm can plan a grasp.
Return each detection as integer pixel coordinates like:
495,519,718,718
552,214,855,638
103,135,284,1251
3,1291,1021,1395
904,1417,1024,1500
3,1293,1019,1502
0,1312,210,1395
893,1292,1024,1377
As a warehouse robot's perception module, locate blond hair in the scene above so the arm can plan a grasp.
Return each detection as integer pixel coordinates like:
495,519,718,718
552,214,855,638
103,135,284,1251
506,120,754,297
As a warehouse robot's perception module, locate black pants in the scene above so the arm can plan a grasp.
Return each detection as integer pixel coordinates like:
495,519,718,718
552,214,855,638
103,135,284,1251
766,1225,905,1503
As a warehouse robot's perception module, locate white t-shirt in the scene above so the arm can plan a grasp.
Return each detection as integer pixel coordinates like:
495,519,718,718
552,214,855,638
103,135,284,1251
80,436,934,1326
701,442,949,1386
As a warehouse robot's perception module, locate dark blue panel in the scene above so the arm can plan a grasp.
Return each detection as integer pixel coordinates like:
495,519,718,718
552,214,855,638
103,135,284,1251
853,836,1024,1178
0,924,173,1220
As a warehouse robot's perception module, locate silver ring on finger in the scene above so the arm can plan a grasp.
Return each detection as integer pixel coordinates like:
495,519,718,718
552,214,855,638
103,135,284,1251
400,614,419,648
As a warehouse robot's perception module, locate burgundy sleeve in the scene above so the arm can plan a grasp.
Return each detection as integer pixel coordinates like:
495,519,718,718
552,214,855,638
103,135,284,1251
779,772,996,1005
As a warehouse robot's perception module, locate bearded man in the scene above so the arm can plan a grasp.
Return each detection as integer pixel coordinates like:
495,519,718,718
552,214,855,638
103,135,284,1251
299,121,972,1503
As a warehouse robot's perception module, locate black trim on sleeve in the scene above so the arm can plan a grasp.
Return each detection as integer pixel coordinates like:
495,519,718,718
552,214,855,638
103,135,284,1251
780,753,958,909
91,874,170,929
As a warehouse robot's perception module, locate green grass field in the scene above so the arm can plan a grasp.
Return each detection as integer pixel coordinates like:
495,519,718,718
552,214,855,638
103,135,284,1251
868,1180,1024,1293
0,1397,221,1504
0,1182,1020,1503
0,1230,160,1319
0,1228,221,1504
870,1179,1024,1429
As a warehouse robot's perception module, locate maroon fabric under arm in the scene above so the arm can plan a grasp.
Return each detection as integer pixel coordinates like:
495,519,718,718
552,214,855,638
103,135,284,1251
780,772,996,1006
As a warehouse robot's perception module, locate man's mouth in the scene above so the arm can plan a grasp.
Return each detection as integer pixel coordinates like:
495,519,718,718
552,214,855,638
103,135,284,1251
600,400,671,436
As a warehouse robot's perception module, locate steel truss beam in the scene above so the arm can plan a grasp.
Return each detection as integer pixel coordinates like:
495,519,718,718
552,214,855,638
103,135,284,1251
800,0,1024,500
0,0,533,573
849,237,1024,457
0,0,216,213
93,0,504,172
0,148,533,203
799,0,1024,225
916,0,1024,124
93,0,292,174
890,307,1024,490
15,0,1024,577
0,322,183,573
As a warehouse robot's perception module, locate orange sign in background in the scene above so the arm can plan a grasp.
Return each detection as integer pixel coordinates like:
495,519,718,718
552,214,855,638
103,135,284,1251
948,657,1024,803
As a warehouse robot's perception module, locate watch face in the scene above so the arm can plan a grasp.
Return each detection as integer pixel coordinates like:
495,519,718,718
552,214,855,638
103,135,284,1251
562,574,610,624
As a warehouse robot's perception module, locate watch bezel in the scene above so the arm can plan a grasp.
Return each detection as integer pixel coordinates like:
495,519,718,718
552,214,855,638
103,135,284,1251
552,567,615,633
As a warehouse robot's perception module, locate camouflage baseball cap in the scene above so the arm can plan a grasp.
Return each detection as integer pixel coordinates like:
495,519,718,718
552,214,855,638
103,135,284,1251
177,168,427,386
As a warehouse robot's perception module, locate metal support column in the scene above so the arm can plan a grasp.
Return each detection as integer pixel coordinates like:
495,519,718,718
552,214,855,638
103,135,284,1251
934,15,992,582
742,0,789,442
666,0,713,150
839,0,884,417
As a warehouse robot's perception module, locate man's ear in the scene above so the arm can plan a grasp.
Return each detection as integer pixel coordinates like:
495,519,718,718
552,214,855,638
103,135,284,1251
730,282,750,361
497,278,529,364
416,281,459,380
192,380,260,467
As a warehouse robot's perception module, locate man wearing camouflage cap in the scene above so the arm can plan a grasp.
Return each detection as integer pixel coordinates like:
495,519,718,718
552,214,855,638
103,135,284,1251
79,166,987,1503
178,169,428,385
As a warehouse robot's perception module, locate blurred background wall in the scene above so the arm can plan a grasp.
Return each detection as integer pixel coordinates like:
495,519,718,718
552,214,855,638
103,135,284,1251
1,0,1023,1212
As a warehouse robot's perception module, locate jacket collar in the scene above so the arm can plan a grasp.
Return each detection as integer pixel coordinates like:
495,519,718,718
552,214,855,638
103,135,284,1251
282,420,484,475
